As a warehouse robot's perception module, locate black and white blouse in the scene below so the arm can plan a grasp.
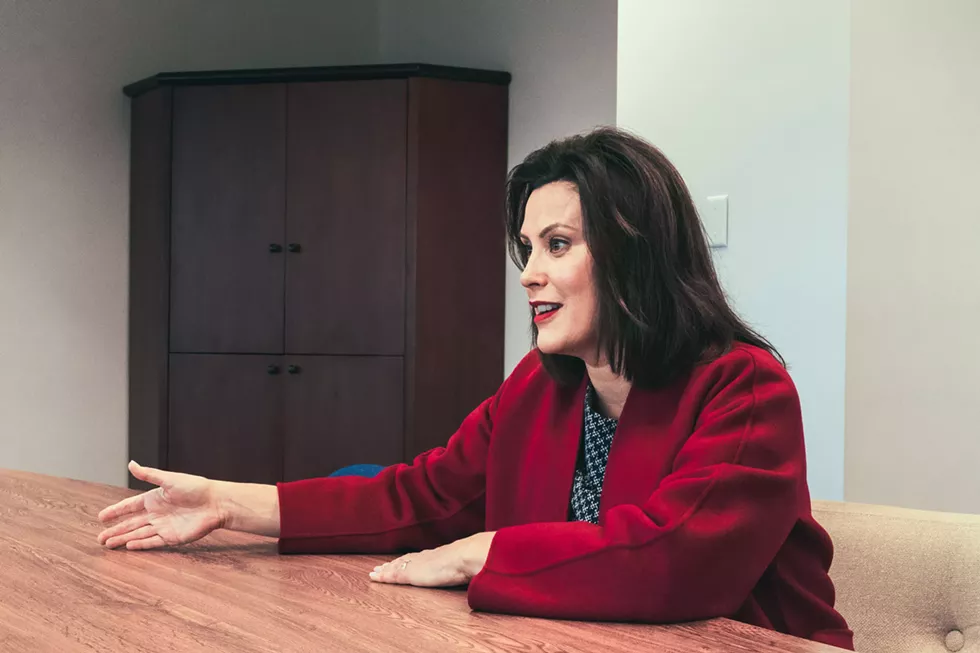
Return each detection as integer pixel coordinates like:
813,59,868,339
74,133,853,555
569,383,619,524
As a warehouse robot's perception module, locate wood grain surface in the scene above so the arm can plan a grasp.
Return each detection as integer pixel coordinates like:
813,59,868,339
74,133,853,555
0,470,843,652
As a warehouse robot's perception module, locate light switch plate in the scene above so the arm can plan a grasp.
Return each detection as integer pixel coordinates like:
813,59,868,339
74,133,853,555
703,195,729,248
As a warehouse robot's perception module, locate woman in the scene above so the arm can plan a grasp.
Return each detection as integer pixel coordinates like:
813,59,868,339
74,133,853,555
98,128,853,649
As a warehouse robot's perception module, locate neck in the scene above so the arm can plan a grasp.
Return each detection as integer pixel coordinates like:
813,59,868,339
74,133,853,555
584,359,632,421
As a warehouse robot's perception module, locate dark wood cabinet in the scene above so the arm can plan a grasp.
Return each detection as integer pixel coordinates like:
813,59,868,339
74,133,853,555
127,64,509,487
284,80,408,356
169,354,283,484
170,84,287,354
282,356,404,482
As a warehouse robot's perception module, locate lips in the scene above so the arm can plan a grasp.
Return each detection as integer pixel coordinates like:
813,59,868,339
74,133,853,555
531,302,562,324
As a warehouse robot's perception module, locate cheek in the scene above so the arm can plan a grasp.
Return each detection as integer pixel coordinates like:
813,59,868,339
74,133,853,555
558,267,598,331
574,290,599,332
571,266,598,317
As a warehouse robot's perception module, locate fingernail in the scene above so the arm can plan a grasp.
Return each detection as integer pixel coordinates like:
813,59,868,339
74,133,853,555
373,566,382,572
369,572,378,579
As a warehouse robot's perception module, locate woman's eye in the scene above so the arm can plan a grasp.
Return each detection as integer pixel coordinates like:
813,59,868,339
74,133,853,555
549,238,569,253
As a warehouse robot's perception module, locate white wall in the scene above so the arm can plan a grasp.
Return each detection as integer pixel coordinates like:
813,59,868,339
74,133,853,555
379,0,619,376
846,0,980,513
617,0,851,500
0,0,380,487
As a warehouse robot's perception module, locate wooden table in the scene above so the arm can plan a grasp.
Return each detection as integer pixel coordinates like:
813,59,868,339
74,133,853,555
0,470,842,652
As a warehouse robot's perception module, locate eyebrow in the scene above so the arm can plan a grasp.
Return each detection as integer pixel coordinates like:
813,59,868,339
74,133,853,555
520,222,577,241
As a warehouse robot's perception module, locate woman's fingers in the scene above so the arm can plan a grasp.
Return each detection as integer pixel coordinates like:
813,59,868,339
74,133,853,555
103,524,157,550
370,555,412,584
96,461,164,524
126,535,167,551
97,513,149,546
368,546,469,588
128,460,168,487
97,492,147,523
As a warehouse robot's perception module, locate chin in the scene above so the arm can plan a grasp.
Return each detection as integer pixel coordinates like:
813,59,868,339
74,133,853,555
534,336,561,355
535,332,597,362
535,337,575,358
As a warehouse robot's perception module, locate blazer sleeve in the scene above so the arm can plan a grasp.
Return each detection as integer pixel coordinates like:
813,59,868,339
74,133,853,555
467,353,805,622
276,392,497,555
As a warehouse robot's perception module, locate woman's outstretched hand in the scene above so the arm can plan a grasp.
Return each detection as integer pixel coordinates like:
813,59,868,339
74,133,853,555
96,461,225,550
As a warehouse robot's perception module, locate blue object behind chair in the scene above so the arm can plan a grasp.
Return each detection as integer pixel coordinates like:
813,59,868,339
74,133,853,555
328,464,385,478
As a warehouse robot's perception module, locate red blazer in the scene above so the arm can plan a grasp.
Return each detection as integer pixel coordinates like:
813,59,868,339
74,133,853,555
277,344,854,650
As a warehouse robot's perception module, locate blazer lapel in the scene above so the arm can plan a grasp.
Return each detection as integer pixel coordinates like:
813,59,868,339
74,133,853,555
598,381,687,520
520,374,588,524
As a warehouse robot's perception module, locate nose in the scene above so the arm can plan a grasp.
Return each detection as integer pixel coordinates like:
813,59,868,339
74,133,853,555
520,250,546,289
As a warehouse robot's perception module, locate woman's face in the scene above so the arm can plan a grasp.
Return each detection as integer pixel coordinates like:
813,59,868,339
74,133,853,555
520,181,599,361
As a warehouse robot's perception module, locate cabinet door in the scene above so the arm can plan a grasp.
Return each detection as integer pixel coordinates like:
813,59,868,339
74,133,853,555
169,354,282,484
285,81,407,355
283,356,404,481
170,84,286,354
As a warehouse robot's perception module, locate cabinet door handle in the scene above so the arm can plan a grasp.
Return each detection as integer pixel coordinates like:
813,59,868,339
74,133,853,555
268,243,283,253
287,243,301,253
267,365,281,375
287,365,301,375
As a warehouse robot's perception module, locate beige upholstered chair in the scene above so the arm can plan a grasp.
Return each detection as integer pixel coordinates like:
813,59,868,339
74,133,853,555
813,500,980,653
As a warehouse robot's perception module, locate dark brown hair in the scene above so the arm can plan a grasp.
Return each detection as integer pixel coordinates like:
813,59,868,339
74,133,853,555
505,127,783,387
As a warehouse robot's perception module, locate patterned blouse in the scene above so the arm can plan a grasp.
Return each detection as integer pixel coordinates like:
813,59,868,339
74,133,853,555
569,383,619,524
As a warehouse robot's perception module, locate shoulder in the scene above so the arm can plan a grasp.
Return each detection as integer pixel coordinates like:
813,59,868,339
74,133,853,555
649,343,801,430
508,348,546,379
490,349,575,415
681,343,801,433
499,348,552,395
691,342,794,393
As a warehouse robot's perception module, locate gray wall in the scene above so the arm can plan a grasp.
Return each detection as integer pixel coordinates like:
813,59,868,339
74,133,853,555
846,0,980,512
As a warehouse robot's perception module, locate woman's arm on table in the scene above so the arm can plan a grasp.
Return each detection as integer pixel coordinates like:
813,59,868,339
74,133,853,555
97,461,280,549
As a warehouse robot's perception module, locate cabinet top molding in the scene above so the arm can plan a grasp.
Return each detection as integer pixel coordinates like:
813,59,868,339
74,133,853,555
124,63,512,98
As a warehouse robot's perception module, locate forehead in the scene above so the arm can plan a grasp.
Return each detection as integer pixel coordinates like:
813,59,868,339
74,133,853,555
521,181,582,235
